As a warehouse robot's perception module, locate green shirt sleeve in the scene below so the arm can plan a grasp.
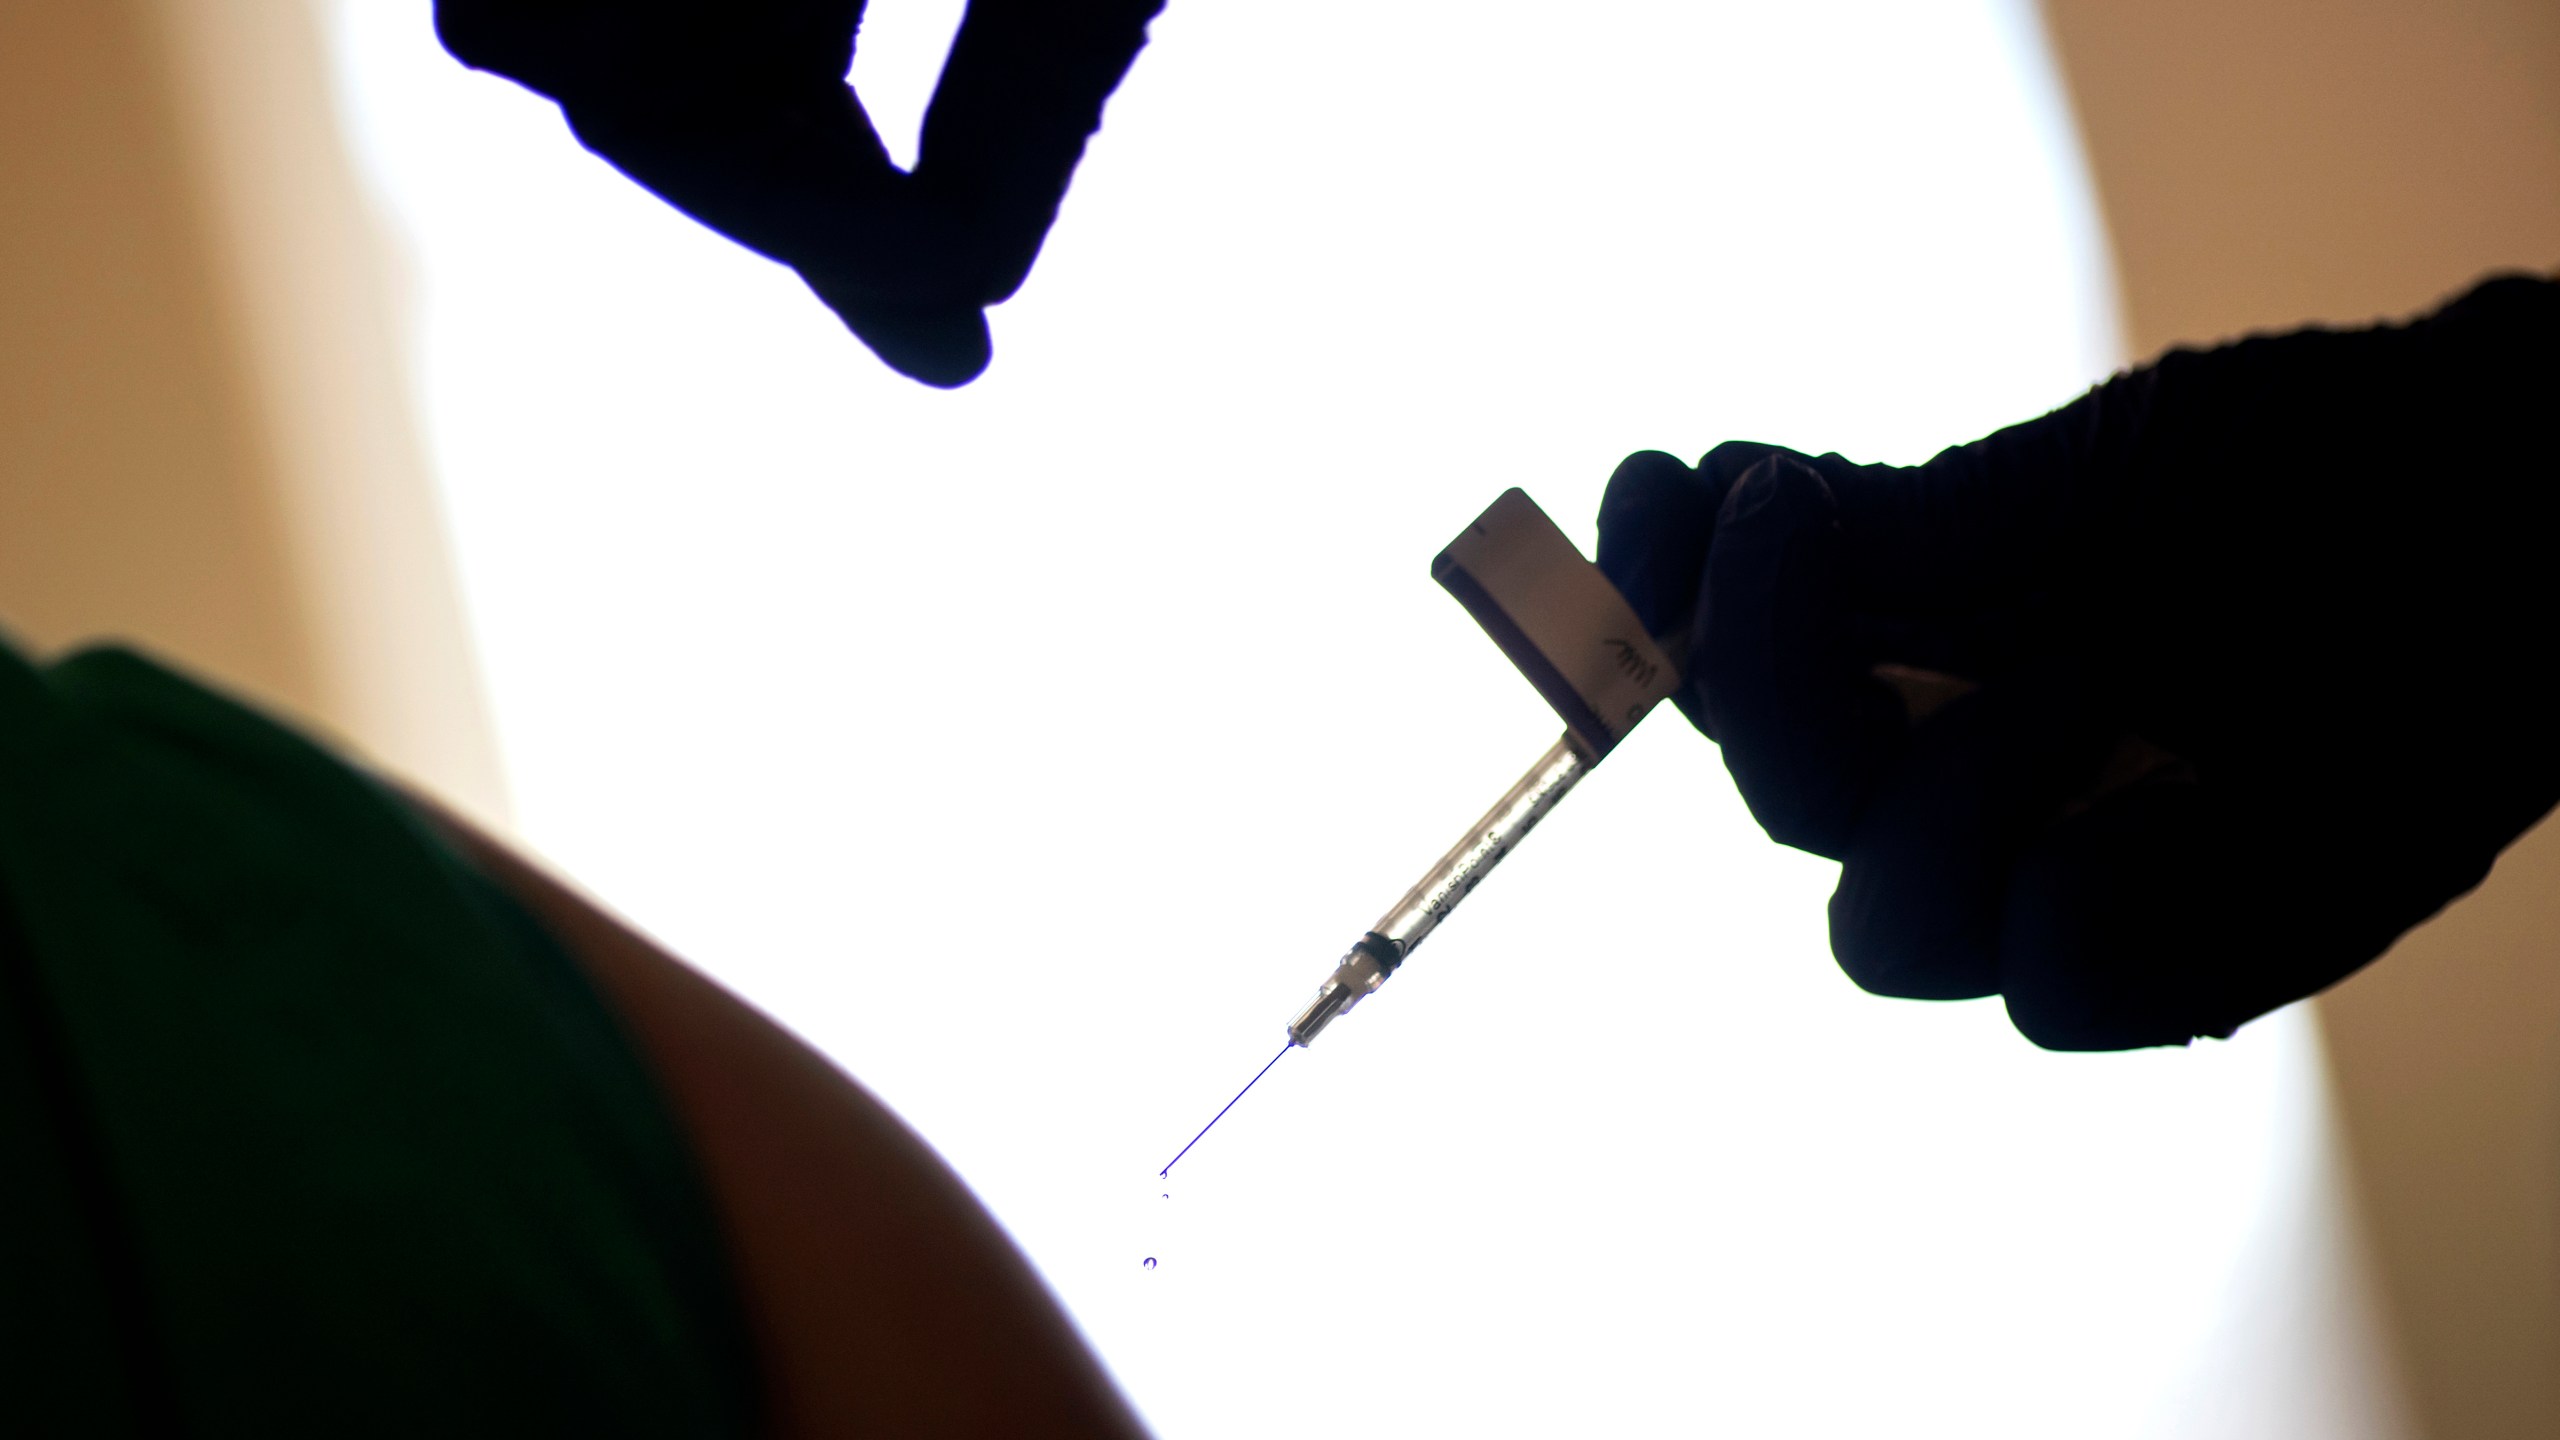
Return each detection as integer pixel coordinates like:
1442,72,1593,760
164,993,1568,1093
0,642,760,1436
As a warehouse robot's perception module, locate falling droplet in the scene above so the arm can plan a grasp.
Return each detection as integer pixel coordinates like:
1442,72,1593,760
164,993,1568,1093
1142,1257,1158,1270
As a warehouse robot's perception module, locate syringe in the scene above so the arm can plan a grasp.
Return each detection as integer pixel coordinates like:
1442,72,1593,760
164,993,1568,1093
1157,735,1595,1176
1286,734,1590,1046
1160,488,1677,1177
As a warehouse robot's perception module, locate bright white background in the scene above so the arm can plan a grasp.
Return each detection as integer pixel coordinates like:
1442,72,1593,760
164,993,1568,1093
328,3,2405,1435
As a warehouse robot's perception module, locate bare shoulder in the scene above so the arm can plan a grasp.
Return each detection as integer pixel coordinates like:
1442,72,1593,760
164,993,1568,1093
421,802,1149,1440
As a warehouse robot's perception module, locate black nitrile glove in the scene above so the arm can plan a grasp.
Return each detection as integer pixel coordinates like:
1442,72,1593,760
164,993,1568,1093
1596,273,2560,1049
436,0,1161,387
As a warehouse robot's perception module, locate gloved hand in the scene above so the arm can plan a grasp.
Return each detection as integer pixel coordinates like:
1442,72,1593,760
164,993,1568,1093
1595,274,2560,1049
436,0,1161,387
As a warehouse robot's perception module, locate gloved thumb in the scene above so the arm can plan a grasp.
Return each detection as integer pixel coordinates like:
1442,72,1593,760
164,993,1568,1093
1595,449,1726,643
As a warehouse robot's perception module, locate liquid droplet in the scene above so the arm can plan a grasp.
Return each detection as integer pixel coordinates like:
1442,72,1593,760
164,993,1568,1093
1142,1257,1158,1270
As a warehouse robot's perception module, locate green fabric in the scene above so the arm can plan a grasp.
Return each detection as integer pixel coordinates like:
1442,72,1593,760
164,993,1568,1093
0,643,759,1436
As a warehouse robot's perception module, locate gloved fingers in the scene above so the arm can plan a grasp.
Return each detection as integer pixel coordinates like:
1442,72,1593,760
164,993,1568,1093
1826,673,2113,1001
1593,439,2042,685
828,0,1163,377
1993,765,2421,1054
563,86,997,385
795,272,994,388
1695,453,1907,858
1785,387,2117,615
1996,728,2559,1051
1990,779,2253,1050
914,0,1165,305
1694,439,1799,496
1849,607,2040,692
443,0,1009,385
1595,450,1730,644
1594,443,1796,735
438,1,867,98
446,0,901,273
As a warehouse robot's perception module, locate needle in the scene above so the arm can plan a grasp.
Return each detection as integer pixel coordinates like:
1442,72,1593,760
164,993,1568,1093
1160,1042,1291,1177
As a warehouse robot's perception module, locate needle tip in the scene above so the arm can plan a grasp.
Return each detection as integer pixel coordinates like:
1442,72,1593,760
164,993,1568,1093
1158,1042,1293,1178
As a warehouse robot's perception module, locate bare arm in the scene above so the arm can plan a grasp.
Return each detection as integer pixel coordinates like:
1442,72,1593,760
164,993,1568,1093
428,807,1148,1439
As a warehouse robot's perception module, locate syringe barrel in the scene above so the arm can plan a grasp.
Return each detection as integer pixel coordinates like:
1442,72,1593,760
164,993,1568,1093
1288,487,1672,1049
1368,734,1590,966
1287,734,1593,1048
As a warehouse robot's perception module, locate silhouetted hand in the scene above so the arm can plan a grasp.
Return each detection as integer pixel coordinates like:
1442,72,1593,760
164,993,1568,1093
436,0,1161,387
1596,274,2560,1049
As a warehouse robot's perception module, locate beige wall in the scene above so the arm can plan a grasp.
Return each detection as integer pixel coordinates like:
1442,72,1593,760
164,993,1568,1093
0,0,503,823
2040,3,2560,1436
2045,0,2560,345
0,3,318,716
